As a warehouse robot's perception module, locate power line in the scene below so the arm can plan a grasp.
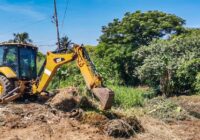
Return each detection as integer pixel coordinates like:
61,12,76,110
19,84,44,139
61,0,70,29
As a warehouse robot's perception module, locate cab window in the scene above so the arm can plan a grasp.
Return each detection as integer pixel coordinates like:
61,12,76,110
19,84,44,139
3,47,18,72
19,48,36,79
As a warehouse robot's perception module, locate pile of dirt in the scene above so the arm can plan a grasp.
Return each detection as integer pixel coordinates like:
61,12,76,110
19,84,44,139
48,87,94,112
80,111,109,127
78,111,144,138
49,88,145,138
46,87,95,112
104,117,144,138
105,119,135,138
48,91,78,112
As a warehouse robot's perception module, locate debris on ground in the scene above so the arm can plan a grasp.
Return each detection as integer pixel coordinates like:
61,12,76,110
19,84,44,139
78,111,144,138
145,97,191,122
173,95,200,119
0,88,200,140
0,88,144,139
0,103,107,140
104,116,144,138
104,119,134,138
49,87,144,138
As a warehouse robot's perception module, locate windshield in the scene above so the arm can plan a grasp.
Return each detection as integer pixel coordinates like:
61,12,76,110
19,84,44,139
3,47,18,72
19,47,36,79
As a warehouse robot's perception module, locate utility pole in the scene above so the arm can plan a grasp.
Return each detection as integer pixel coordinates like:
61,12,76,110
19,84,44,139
54,0,61,49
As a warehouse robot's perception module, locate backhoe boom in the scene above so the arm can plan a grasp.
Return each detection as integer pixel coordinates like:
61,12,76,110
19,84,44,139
33,44,114,110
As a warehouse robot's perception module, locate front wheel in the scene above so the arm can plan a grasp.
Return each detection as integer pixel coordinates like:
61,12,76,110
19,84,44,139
0,75,13,98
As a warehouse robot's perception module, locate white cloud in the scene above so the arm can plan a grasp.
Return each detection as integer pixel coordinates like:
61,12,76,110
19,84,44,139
0,3,47,20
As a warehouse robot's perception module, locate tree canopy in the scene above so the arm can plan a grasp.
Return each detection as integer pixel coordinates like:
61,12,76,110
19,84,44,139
11,32,32,44
60,36,72,49
99,10,185,47
96,11,186,85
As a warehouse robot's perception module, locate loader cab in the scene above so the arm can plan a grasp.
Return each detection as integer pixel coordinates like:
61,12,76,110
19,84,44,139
0,43,37,80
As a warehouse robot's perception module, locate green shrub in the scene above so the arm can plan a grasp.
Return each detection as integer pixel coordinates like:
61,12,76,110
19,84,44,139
135,30,200,96
177,59,200,94
37,52,45,73
195,73,200,94
47,62,85,90
110,86,155,108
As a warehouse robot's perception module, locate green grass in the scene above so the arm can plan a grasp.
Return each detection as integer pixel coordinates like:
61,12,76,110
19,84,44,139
109,85,155,109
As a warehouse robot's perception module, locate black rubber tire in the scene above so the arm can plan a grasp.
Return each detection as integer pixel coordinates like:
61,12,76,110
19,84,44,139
0,75,13,98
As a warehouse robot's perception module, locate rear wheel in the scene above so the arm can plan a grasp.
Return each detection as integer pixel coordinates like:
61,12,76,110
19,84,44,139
0,75,13,98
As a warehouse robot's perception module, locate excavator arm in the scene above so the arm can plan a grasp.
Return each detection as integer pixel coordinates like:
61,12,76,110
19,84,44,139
33,44,114,110
33,51,75,93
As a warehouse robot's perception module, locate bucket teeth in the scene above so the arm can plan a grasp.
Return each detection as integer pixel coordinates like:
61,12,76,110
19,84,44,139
92,88,114,110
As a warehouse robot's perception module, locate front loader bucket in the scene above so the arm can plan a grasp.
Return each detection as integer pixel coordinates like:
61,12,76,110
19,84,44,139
92,88,114,110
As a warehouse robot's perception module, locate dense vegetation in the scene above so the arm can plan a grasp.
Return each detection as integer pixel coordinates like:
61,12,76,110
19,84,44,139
10,10,200,108
45,11,200,108
55,11,199,93
96,10,186,86
135,30,200,96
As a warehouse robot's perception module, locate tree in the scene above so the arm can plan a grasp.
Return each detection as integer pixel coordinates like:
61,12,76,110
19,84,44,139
11,32,32,44
96,11,186,85
135,29,200,96
99,10,185,47
60,36,72,49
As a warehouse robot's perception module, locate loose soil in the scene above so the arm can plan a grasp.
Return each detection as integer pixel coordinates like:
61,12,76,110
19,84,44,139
0,88,199,140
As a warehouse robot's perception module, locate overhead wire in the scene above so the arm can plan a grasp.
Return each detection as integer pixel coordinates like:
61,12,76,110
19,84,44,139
61,0,70,29
39,0,70,50
60,0,70,37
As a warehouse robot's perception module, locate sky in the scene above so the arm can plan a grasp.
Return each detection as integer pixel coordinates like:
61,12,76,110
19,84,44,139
0,0,199,53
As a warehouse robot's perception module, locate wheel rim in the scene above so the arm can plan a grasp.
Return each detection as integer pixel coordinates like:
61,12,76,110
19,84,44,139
0,83,3,96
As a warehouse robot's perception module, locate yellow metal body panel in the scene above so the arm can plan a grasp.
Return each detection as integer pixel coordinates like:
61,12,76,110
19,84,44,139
0,67,17,78
0,83,3,95
34,45,103,94
35,51,75,93
74,46,102,89
32,84,37,94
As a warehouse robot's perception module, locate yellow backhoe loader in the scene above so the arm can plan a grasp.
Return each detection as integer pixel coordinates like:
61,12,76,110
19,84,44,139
0,43,114,110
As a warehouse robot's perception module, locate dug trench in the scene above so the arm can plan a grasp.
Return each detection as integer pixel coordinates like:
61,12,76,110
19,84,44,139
0,87,144,140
